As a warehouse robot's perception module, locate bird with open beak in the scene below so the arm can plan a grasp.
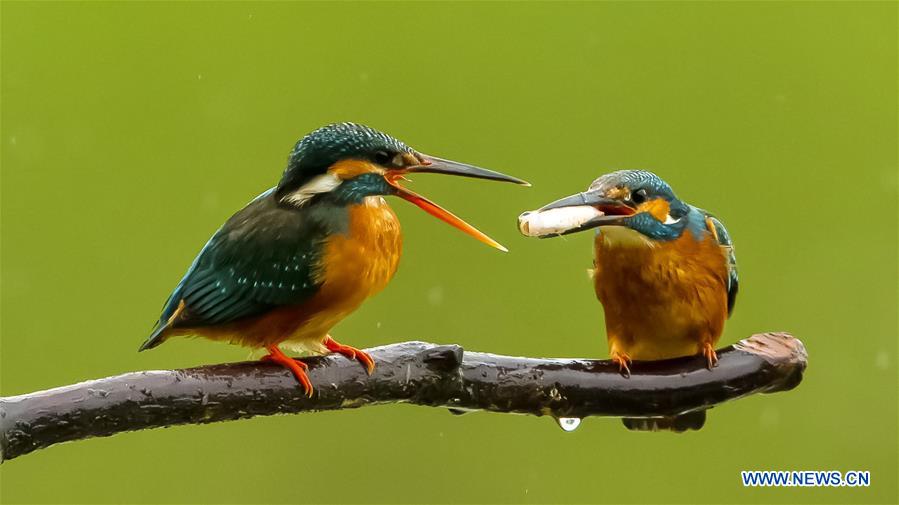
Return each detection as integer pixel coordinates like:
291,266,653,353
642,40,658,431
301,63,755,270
519,170,737,431
141,123,528,396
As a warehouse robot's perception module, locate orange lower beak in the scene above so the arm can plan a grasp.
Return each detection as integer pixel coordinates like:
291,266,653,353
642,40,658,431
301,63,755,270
386,173,509,252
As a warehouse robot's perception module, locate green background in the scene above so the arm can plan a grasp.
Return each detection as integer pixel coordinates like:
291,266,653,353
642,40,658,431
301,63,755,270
2,2,896,504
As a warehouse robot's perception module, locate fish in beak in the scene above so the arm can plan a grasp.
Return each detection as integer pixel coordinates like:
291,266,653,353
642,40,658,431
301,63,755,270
386,154,529,252
518,189,636,238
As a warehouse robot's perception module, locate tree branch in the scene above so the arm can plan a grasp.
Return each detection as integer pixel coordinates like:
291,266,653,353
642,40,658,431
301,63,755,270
0,332,806,462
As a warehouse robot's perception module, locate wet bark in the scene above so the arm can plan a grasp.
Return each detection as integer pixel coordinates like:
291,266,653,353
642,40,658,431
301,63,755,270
0,332,806,462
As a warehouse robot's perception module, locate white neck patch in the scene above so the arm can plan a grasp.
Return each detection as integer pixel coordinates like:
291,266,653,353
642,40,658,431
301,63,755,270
664,213,681,225
281,172,342,207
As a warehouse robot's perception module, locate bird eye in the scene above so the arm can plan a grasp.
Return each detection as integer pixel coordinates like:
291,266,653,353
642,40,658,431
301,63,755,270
631,188,648,204
373,151,392,165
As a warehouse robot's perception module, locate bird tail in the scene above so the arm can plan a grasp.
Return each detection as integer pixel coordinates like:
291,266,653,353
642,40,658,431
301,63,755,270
138,324,169,352
621,410,707,432
140,285,187,352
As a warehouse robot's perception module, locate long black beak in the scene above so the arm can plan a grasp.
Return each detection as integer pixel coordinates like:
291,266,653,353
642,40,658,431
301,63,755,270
405,154,530,186
538,190,623,212
518,190,635,238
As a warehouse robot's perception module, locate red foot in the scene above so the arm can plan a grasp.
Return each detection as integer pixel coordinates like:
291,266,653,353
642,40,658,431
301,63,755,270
701,342,719,370
324,336,375,375
611,351,632,378
262,345,313,397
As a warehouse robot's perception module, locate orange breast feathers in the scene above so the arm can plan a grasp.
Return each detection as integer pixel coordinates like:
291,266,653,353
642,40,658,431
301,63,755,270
313,196,404,318
592,227,730,361
277,196,403,347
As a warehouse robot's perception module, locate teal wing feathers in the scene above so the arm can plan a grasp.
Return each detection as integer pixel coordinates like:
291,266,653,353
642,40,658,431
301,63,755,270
140,189,338,350
706,215,738,316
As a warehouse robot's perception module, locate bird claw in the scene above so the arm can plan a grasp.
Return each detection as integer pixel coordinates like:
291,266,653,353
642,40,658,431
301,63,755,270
701,343,718,370
324,336,376,375
611,352,632,378
262,346,313,397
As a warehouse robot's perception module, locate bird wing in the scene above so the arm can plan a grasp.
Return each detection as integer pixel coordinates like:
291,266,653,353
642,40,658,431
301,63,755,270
704,214,739,316
142,189,330,349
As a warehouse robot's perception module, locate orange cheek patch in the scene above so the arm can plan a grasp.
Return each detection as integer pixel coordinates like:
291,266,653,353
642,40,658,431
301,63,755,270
638,198,671,222
328,159,384,180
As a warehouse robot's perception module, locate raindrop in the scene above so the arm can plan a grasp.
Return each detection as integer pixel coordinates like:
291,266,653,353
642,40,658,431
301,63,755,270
426,286,444,306
555,417,581,432
875,350,890,370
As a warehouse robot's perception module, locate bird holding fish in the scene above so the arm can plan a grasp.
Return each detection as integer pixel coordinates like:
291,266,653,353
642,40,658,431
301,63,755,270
519,170,738,430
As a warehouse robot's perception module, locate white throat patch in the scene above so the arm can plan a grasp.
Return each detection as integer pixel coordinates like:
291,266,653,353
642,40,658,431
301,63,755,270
281,172,342,207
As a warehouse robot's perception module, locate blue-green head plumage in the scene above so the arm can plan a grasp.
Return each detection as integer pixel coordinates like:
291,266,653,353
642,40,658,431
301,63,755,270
274,121,526,212
276,122,415,199
590,170,692,240
596,170,689,240
588,170,688,220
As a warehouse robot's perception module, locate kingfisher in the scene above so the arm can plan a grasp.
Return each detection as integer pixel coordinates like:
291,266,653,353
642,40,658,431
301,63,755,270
518,170,737,430
141,122,527,396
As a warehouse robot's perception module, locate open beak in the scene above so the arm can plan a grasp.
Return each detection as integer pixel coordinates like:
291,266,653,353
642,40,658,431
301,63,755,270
386,155,529,252
518,190,635,238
